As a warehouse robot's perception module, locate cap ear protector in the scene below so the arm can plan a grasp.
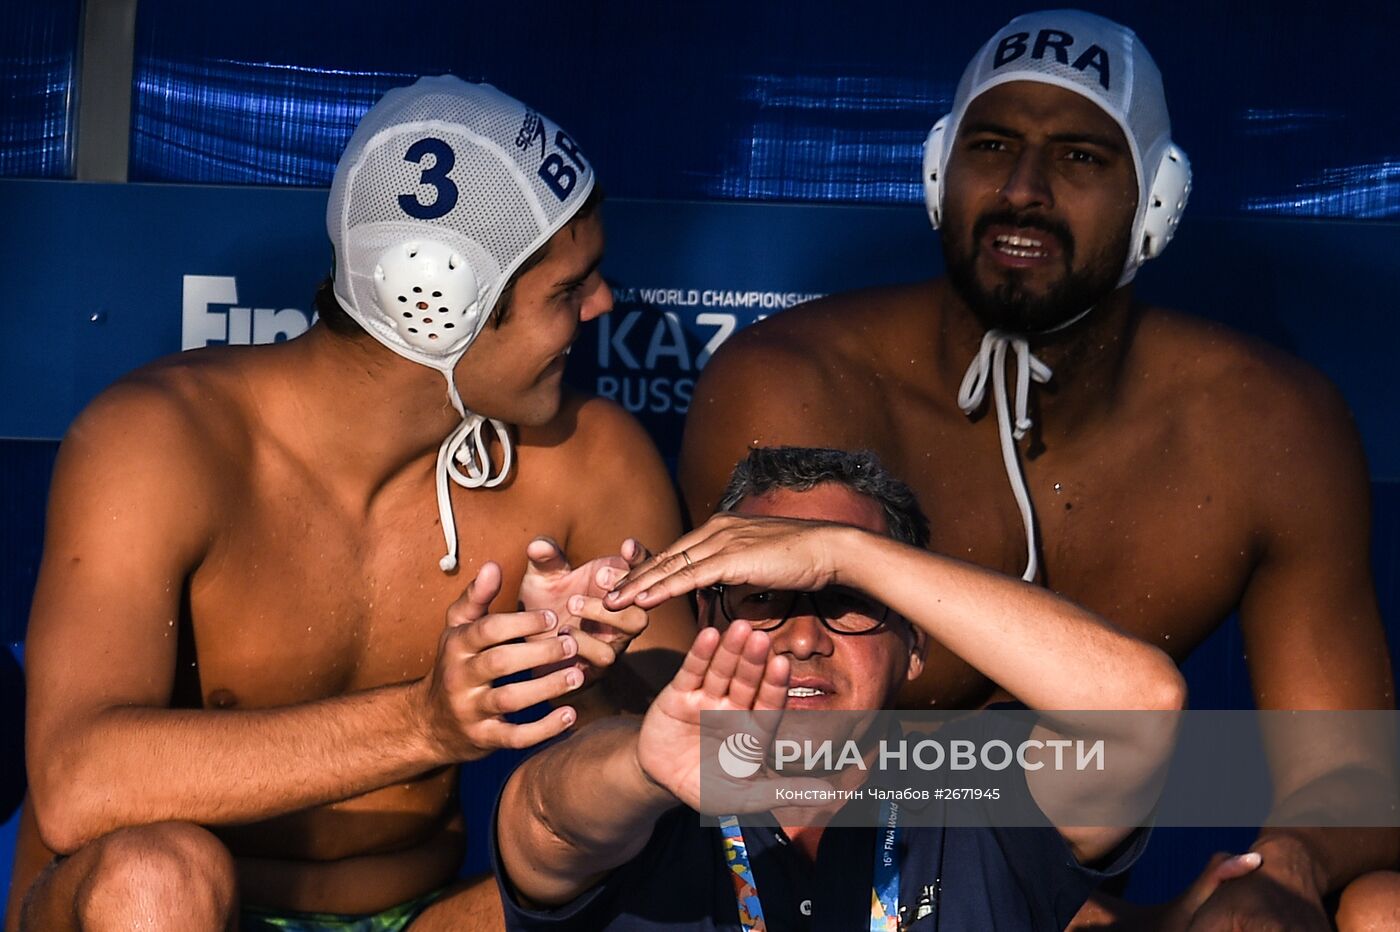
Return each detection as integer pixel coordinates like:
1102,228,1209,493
920,112,1192,269
372,239,483,353
1137,143,1191,260
921,115,951,229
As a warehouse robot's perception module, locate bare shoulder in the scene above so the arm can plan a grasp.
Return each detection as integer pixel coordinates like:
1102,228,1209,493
54,349,262,538
1135,308,1358,441
706,279,937,389
523,388,665,466
64,348,253,471
1130,307,1368,520
520,389,675,504
680,280,936,520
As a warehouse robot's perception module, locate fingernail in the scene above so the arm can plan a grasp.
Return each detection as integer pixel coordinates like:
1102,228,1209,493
568,595,585,614
543,610,558,629
561,633,577,657
565,669,583,688
561,709,576,726
598,567,621,588
1235,852,1262,867
636,589,649,601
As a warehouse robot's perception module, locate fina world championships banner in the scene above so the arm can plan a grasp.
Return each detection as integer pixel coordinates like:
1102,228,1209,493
1,178,1397,481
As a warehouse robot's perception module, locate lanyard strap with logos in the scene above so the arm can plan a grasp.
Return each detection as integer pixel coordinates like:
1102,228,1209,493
719,800,903,932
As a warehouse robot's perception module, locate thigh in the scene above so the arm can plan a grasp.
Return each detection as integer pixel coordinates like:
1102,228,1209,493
407,872,504,932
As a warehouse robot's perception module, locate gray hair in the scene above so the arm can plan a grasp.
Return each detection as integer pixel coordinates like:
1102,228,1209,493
715,447,930,549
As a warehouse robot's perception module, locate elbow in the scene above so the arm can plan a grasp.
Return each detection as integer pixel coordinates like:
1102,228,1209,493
1144,654,1187,713
32,785,91,856
30,755,107,855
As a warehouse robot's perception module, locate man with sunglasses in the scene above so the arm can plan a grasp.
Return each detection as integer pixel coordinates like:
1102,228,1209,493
493,447,1185,929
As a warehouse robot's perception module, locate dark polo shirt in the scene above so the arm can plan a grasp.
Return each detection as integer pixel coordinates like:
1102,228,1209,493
494,737,1147,931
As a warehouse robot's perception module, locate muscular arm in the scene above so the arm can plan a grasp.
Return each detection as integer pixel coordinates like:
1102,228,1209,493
496,717,675,907
838,529,1184,715
1235,372,1397,894
612,516,1184,862
26,380,575,854
500,625,790,908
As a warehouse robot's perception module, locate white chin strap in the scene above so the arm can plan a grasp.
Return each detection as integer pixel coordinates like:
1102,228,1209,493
435,379,513,572
955,308,1092,583
958,331,1051,582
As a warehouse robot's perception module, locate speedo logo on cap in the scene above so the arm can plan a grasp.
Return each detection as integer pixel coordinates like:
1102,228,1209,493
515,109,588,202
992,29,1112,90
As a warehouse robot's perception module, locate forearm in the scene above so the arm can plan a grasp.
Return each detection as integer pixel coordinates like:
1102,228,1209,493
839,530,1183,712
31,680,442,853
500,717,677,906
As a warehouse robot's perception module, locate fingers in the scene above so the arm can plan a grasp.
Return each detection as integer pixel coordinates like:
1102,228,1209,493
560,626,619,671
607,547,710,610
754,654,791,712
1178,851,1263,916
568,594,649,638
525,537,571,577
454,609,559,654
671,627,723,693
447,562,503,627
1209,851,1262,882
702,623,762,700
724,627,775,709
461,632,580,683
471,706,578,751
621,538,652,567
606,523,721,607
589,564,631,600
486,665,586,716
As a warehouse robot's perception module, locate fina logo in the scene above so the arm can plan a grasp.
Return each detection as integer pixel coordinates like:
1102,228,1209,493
182,275,314,350
717,732,764,779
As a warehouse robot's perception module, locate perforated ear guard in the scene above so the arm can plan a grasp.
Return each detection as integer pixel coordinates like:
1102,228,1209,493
921,115,951,230
372,239,483,354
921,115,1192,267
1138,143,1191,260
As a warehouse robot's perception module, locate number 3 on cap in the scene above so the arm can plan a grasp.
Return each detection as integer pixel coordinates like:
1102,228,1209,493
398,137,458,220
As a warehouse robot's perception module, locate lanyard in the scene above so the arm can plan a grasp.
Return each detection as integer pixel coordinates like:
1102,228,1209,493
719,800,902,931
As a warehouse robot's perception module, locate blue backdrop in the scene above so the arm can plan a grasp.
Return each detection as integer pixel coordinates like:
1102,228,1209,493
2,0,1398,915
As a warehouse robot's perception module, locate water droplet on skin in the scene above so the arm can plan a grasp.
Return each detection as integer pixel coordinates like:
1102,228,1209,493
1053,483,1062,493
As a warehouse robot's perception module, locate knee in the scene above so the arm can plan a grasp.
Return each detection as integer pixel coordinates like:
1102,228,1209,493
1336,871,1400,932
75,823,236,931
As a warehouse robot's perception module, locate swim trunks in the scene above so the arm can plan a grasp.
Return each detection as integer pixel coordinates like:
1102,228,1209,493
239,886,448,932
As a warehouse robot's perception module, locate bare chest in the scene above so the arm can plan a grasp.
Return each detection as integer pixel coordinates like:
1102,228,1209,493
857,399,1257,707
184,472,561,710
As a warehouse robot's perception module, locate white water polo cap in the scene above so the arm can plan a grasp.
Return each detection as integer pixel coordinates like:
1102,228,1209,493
327,75,596,571
922,9,1190,287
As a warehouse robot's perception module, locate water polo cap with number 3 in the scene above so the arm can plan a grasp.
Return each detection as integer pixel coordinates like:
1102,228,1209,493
327,75,595,571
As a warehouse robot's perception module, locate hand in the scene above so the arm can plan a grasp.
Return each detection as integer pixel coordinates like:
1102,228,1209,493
519,537,651,686
1183,848,1328,932
1185,867,1328,932
605,513,847,612
1141,848,1325,932
636,622,827,813
415,562,583,762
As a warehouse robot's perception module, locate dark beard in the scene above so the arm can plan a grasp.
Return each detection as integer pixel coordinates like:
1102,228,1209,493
942,209,1130,335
